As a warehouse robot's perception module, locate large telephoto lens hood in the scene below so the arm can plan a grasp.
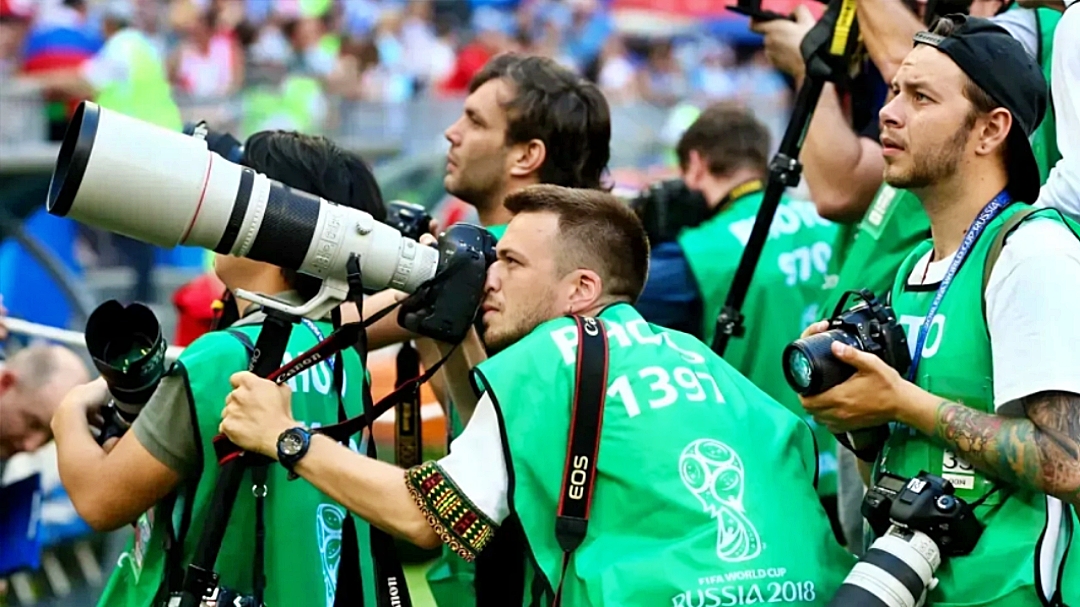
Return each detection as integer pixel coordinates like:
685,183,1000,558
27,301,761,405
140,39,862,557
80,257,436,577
48,101,100,218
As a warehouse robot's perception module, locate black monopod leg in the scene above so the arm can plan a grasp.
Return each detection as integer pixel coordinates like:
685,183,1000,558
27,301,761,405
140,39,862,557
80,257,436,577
711,0,862,357
711,76,824,356
177,308,298,607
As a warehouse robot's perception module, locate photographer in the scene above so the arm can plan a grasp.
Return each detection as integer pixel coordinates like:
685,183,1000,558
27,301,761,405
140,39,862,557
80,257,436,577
356,52,613,607
51,131,389,607
634,103,846,515
219,184,856,606
801,18,1080,604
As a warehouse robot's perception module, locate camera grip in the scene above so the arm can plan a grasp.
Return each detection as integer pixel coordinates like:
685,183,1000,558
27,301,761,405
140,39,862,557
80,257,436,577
95,403,127,446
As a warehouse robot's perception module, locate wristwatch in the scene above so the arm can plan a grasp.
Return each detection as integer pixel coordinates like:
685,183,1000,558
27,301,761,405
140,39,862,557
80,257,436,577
276,427,312,480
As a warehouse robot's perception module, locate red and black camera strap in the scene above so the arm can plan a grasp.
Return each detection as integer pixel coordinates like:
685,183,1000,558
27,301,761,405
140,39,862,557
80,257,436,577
552,315,609,606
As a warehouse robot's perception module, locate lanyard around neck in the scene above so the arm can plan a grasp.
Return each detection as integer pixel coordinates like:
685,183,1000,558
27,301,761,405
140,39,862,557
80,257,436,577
906,191,1012,380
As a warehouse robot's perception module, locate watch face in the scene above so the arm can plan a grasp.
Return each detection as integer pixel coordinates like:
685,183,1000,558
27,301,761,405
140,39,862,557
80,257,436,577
281,432,304,456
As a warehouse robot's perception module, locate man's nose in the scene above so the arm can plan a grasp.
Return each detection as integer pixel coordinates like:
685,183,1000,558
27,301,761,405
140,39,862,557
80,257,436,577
880,95,903,130
484,261,504,292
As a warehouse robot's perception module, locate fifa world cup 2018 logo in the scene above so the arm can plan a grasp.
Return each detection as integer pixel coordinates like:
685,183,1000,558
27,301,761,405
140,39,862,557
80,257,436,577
318,504,346,607
680,438,763,563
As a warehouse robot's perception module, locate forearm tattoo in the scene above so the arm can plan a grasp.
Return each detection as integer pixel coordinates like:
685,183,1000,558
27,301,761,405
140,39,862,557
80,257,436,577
934,391,1080,505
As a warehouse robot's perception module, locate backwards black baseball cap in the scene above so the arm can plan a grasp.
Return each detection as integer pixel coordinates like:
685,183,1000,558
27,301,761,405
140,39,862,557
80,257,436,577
913,15,1048,203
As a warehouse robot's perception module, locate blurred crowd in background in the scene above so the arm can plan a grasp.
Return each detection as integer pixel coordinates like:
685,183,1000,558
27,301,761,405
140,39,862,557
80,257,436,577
0,0,793,143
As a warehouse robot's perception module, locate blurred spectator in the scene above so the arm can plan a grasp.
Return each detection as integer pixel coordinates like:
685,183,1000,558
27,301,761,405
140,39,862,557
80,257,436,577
167,3,243,100
437,5,515,95
638,39,690,107
0,0,32,79
18,0,102,141
0,343,89,461
596,34,638,102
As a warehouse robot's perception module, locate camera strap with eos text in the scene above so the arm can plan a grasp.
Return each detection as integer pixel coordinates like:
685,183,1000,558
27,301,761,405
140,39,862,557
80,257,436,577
552,315,609,606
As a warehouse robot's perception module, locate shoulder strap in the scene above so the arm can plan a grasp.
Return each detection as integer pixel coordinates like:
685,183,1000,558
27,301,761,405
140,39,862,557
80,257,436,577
224,328,269,605
225,329,256,354
552,315,609,606
982,207,1038,321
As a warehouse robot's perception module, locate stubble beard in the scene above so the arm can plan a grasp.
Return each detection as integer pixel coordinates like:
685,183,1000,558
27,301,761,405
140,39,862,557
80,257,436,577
885,121,971,190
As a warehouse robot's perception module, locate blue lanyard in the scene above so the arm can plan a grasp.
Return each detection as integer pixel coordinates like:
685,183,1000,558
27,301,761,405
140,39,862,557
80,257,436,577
300,318,334,373
906,191,1011,380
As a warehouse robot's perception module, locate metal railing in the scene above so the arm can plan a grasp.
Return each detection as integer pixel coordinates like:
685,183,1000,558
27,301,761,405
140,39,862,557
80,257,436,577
0,87,793,173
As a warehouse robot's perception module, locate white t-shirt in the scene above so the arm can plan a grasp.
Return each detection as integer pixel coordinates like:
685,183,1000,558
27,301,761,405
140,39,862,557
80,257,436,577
904,216,1080,600
1035,4,1080,221
436,392,509,523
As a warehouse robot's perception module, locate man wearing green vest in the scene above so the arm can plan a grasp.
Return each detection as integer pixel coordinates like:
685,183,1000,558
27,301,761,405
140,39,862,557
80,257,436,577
51,131,391,607
352,53,613,607
799,18,1080,605
220,184,856,606
756,0,1064,552
634,103,846,520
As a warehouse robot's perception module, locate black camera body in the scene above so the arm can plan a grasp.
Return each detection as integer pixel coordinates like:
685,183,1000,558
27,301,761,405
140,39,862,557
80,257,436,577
628,179,711,245
782,289,911,396
85,300,169,444
399,223,496,343
385,200,434,243
864,471,984,558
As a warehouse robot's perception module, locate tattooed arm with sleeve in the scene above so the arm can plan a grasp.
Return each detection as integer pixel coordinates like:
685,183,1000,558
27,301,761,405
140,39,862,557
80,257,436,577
800,217,1080,507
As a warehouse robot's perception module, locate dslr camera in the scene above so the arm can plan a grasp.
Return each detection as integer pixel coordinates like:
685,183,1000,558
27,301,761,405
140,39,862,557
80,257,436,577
782,289,910,396
827,472,984,607
782,289,911,460
627,179,710,245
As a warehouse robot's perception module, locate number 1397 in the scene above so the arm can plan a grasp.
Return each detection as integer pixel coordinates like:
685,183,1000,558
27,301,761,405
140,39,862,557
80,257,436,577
608,366,725,418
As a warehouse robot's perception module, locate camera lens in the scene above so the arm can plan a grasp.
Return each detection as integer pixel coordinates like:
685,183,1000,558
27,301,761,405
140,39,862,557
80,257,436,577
786,349,815,391
782,329,863,396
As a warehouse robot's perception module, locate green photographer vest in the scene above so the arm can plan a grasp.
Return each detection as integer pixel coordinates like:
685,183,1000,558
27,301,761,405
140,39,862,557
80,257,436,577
882,205,1080,607
426,222,507,607
96,321,379,607
678,189,844,496
471,304,854,606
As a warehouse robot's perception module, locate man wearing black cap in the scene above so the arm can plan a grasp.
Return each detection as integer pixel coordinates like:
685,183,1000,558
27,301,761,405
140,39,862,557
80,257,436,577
797,15,1080,606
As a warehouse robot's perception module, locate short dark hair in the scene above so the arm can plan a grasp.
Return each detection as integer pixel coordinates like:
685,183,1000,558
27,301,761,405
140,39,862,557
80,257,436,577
504,185,649,303
929,17,1009,158
241,131,387,300
469,54,612,191
676,102,771,177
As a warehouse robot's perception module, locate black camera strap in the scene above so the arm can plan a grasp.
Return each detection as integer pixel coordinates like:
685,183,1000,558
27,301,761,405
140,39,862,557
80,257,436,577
552,315,609,606
394,342,423,469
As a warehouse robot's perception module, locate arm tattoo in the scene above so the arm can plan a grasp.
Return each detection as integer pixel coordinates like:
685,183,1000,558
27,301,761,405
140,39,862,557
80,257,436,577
933,391,1080,506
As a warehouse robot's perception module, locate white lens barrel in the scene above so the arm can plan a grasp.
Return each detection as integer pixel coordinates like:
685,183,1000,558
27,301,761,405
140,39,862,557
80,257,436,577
47,102,240,249
298,201,438,293
48,101,441,299
827,529,939,607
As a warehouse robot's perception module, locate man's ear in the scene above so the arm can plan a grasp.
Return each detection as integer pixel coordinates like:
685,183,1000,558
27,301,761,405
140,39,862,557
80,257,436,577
975,108,1012,157
508,139,547,179
682,150,707,190
565,269,604,315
